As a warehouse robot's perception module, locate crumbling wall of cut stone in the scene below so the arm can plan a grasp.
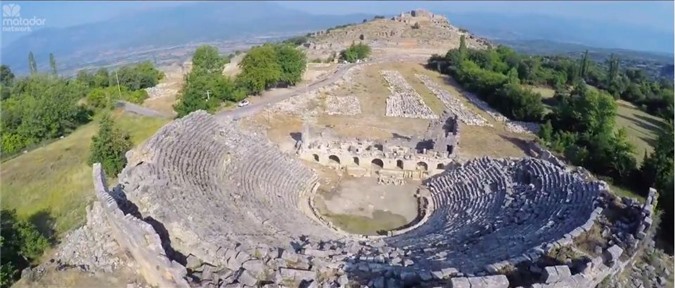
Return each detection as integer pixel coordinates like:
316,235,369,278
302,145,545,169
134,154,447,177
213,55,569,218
92,163,189,288
531,188,659,288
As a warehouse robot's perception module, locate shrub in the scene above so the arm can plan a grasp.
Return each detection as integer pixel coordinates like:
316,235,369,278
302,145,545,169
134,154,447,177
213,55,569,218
0,210,49,288
88,114,133,176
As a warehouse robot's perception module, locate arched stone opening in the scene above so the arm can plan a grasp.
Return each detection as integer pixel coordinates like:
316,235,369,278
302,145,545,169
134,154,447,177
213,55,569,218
416,161,428,171
437,163,445,170
371,159,384,170
353,157,360,165
396,160,404,169
313,154,320,162
328,155,340,164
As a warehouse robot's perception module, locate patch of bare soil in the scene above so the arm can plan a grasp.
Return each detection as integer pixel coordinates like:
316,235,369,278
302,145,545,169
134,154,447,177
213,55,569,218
250,60,532,159
14,267,146,288
142,63,186,116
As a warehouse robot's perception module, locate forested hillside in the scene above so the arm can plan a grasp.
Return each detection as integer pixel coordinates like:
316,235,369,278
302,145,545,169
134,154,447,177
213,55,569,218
0,56,163,157
430,36,674,244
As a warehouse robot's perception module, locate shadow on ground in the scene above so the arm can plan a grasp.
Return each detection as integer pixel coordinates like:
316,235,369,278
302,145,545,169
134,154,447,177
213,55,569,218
28,210,57,244
499,134,531,154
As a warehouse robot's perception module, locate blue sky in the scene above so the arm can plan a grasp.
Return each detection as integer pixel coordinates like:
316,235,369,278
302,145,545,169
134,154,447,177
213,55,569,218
2,1,673,47
6,1,673,31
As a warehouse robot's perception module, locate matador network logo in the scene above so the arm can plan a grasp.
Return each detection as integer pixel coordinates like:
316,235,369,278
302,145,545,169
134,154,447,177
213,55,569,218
2,3,46,32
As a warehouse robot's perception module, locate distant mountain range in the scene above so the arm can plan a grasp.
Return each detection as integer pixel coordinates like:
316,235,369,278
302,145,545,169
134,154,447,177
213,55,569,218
1,2,371,74
2,4,672,75
442,11,674,55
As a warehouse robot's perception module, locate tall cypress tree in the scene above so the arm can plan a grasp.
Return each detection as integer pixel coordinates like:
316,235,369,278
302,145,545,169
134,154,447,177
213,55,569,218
49,53,57,75
28,52,37,75
579,50,589,79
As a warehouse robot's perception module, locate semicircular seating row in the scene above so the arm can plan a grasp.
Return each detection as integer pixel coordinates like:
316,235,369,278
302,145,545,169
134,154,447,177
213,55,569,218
384,157,600,272
119,111,342,252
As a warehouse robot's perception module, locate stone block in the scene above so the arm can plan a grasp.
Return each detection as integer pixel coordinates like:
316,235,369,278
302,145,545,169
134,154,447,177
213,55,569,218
481,275,509,288
555,265,572,278
449,277,471,288
604,245,623,263
542,266,560,283
278,267,316,282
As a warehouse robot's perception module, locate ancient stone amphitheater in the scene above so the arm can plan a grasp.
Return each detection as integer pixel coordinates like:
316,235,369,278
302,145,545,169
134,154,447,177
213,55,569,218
38,110,658,288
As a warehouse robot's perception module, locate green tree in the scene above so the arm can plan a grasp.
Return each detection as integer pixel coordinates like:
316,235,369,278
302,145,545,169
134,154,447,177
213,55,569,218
238,44,281,94
0,65,14,100
458,35,467,61
606,54,620,85
94,68,111,88
579,50,590,79
641,120,674,194
49,53,57,75
1,210,49,288
88,114,133,176
192,45,225,74
274,44,307,86
339,43,371,63
115,61,163,91
538,120,554,144
0,65,14,87
28,52,37,75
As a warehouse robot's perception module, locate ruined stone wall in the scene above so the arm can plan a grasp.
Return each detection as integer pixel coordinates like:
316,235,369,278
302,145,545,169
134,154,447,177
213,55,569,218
92,163,189,288
531,188,659,287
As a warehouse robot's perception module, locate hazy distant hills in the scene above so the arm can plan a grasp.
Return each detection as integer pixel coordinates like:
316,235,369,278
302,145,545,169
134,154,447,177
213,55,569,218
1,2,371,74
3,3,673,75
442,11,674,55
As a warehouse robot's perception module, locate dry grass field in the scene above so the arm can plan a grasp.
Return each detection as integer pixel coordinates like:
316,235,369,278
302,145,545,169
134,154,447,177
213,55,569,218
1,110,169,237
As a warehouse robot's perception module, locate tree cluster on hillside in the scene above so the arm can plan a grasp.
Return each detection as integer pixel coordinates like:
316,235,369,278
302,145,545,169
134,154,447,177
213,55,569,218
1,55,164,156
640,121,674,242
435,36,545,121
76,62,163,110
174,43,307,117
1,71,92,155
1,210,49,288
431,40,674,246
281,35,309,46
88,114,133,176
541,86,638,185
440,43,674,121
339,43,371,63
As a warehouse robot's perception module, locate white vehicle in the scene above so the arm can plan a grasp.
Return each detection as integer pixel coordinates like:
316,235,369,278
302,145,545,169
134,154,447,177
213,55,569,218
237,100,250,107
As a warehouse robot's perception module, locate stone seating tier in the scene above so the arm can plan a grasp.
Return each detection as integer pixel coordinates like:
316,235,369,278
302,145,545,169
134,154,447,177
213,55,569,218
113,111,601,281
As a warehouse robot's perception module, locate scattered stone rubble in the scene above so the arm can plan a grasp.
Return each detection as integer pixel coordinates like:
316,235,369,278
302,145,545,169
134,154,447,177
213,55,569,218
145,83,178,99
267,64,364,115
461,90,540,134
268,89,321,115
415,74,491,126
381,70,438,119
30,111,662,288
325,95,362,115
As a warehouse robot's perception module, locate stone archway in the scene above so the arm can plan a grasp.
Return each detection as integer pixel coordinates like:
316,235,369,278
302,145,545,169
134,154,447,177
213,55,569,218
396,160,404,169
416,161,428,171
371,159,384,170
328,155,340,164
313,154,320,162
